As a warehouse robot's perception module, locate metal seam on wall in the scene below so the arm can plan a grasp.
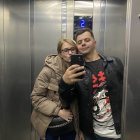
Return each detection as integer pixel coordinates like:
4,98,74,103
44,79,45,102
61,0,67,38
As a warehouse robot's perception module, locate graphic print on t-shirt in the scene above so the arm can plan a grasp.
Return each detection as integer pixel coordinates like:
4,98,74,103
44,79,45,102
86,59,119,138
92,70,116,137
92,71,111,119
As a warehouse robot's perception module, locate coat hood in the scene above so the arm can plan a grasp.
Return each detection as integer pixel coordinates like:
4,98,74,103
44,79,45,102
44,54,69,76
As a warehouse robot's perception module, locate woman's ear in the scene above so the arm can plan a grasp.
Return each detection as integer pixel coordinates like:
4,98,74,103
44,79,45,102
58,53,62,58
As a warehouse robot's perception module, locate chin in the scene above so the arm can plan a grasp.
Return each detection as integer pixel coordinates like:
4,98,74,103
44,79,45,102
79,51,88,55
66,59,71,62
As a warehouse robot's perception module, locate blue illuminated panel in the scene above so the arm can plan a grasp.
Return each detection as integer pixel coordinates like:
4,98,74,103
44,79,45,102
73,16,93,37
74,16,93,30
80,19,86,28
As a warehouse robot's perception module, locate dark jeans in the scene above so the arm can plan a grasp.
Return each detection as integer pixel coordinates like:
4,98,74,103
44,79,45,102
95,134,121,140
44,130,76,140
84,133,121,140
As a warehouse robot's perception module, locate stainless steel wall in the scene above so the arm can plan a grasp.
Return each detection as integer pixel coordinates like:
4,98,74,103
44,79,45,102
122,0,140,140
0,0,31,140
0,1,4,138
31,1,62,139
1,0,140,140
104,0,126,62
32,0,62,79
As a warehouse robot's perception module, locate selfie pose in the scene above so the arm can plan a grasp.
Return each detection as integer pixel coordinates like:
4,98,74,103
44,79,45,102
31,39,78,140
59,28,124,140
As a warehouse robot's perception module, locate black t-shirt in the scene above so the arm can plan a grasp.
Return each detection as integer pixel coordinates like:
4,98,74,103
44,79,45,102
86,59,119,138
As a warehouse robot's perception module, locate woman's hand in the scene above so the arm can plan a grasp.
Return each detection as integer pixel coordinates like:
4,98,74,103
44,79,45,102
58,109,73,122
79,130,85,140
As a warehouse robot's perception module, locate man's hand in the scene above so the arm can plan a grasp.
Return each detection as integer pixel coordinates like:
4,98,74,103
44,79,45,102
63,64,85,84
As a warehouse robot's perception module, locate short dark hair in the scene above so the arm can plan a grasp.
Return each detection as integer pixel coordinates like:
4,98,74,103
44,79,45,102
74,28,94,41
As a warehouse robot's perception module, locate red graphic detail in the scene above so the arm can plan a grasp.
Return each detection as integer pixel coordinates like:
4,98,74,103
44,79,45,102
92,71,106,92
92,74,97,83
93,84,98,88
98,71,106,81
105,97,110,104
93,91,96,94
107,109,111,112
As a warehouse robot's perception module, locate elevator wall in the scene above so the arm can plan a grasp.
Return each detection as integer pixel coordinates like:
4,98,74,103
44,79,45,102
1,0,140,140
0,0,31,140
122,0,140,140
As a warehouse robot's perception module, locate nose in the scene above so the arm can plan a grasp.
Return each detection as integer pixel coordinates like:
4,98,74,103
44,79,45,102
68,50,73,54
81,40,86,46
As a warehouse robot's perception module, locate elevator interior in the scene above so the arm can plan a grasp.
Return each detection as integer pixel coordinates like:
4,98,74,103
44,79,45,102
0,0,140,140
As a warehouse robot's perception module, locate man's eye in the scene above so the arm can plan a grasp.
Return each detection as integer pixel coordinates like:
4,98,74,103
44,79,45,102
77,41,82,45
85,38,90,42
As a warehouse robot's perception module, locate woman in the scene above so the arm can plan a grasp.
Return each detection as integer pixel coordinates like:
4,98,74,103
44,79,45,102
31,39,78,140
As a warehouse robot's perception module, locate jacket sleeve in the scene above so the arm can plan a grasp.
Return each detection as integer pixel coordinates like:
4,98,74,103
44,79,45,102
113,57,124,80
59,78,77,108
31,67,61,116
113,57,124,110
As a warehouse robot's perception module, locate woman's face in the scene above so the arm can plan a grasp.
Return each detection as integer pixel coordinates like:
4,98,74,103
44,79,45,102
60,42,77,62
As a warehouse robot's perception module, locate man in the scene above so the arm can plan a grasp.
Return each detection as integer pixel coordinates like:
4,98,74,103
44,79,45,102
59,28,124,140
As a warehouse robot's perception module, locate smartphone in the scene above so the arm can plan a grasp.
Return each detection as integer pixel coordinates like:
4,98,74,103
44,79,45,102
71,54,85,79
71,54,84,66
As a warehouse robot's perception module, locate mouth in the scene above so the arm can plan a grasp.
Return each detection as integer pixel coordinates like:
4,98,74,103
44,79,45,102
80,46,89,51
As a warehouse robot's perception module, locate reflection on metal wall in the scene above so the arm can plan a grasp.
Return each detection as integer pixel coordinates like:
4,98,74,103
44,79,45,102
104,0,126,62
0,1,4,139
31,1,62,139
3,0,140,140
93,0,106,54
32,0,62,78
92,0,126,62
0,0,31,140
122,0,140,140
66,0,74,38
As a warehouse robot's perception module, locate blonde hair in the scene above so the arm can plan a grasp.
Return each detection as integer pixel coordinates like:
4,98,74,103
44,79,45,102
57,38,77,54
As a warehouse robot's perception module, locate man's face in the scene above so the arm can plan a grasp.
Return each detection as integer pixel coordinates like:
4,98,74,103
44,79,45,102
76,31,96,56
60,42,76,62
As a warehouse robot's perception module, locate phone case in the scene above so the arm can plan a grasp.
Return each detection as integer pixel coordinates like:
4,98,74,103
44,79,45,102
71,54,84,66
